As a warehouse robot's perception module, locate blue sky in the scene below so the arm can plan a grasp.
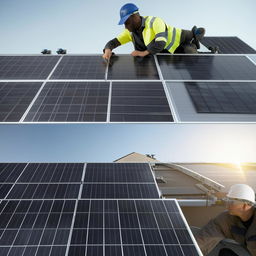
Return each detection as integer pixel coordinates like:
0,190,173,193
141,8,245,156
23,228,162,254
0,124,255,163
0,0,256,163
0,0,255,53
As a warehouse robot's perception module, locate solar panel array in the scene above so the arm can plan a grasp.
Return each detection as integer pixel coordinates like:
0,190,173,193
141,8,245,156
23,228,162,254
201,37,256,54
0,163,202,255
1,37,256,123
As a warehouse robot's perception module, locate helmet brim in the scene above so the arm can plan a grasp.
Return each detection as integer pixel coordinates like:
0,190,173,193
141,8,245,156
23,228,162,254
118,14,131,25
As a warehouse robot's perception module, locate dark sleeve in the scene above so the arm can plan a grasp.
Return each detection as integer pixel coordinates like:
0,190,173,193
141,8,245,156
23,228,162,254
147,41,166,54
103,38,121,52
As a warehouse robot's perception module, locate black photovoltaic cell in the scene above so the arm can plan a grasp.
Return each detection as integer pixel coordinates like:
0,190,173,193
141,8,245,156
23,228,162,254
0,163,26,182
0,82,42,122
107,55,159,80
81,184,159,199
24,82,109,122
0,56,60,79
185,82,256,113
50,56,106,79
18,163,84,183
0,184,13,199
0,200,75,256
158,55,256,80
69,200,200,256
7,184,80,199
84,163,155,183
201,37,256,54
111,82,173,122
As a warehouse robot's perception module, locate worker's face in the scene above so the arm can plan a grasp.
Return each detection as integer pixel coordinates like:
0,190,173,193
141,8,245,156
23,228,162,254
226,199,250,216
124,14,140,32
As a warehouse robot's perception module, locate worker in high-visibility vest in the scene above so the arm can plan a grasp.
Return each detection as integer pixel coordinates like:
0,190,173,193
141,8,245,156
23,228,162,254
103,3,205,60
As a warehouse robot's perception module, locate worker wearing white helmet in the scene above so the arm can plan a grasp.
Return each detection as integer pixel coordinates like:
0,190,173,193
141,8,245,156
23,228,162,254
195,184,256,256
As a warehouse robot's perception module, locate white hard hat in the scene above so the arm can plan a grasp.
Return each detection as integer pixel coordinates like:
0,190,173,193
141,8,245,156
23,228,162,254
227,184,255,205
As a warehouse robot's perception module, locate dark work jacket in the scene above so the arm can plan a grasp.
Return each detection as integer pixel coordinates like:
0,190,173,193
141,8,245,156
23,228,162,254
195,208,256,256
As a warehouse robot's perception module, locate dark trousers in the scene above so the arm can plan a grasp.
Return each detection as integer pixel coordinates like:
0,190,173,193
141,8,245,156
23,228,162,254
174,29,197,53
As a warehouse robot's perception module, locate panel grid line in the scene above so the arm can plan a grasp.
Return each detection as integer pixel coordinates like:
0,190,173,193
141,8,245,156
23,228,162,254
65,200,79,256
84,201,92,256
105,60,109,81
6,200,34,256
154,55,179,122
19,56,64,122
79,163,87,199
117,201,125,256
103,200,105,256
247,55,256,66
30,200,54,256
48,200,66,256
149,201,169,256
106,81,112,123
133,200,148,256
0,200,22,245
3,163,30,200
174,200,203,255
162,202,186,256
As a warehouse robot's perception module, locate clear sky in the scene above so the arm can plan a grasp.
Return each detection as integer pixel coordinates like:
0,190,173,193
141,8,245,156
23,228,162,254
0,124,256,163
0,0,256,54
0,0,256,163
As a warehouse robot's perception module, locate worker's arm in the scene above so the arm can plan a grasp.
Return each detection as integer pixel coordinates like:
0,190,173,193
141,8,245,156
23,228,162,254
147,17,168,54
195,212,229,255
131,50,150,57
103,29,132,60
103,38,121,60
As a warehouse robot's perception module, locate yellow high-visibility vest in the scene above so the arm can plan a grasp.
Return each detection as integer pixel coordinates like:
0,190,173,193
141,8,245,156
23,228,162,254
117,16,182,54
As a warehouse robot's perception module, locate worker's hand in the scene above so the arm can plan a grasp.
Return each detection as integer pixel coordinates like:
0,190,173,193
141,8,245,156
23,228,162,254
131,50,150,57
102,49,112,60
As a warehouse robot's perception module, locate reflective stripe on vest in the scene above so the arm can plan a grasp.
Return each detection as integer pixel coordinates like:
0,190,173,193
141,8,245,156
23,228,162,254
155,31,168,42
166,27,176,50
149,17,156,28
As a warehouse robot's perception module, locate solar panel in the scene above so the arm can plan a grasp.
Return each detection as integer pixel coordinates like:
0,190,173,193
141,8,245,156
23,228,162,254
68,199,200,256
0,162,202,255
110,82,173,122
0,82,42,122
185,82,256,113
107,55,159,80
50,56,106,80
201,37,256,54
17,163,84,183
82,163,159,199
0,200,75,255
157,55,256,80
81,184,159,199
24,82,109,122
0,56,60,79
0,163,27,182
84,163,155,182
